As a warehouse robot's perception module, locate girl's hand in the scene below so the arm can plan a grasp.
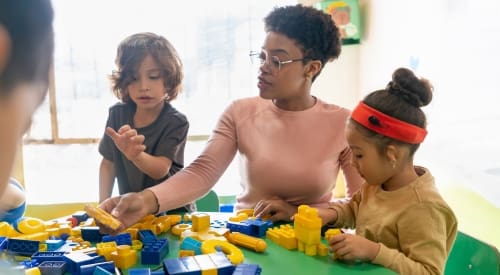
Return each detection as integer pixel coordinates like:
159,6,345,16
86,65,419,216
254,197,297,222
328,233,380,262
106,125,146,161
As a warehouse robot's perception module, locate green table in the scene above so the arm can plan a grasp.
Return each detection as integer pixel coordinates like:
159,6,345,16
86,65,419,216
128,212,396,275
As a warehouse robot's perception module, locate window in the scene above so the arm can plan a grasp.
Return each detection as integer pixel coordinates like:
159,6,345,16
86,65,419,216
24,0,296,203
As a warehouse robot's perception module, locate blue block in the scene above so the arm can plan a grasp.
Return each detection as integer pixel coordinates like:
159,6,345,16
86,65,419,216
129,268,151,275
208,252,234,275
0,237,7,250
233,264,262,275
102,232,132,246
138,230,157,243
45,239,65,251
180,237,202,255
63,252,96,274
81,227,103,243
163,256,201,275
141,239,169,265
80,261,115,275
210,219,226,228
72,211,89,223
7,239,39,256
18,259,39,269
32,251,66,263
93,266,114,275
219,204,234,213
38,261,67,275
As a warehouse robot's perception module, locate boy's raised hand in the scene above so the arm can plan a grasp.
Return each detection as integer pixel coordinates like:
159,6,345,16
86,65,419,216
106,125,146,161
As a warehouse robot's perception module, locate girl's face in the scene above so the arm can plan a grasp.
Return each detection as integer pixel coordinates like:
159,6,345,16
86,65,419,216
126,54,166,111
346,123,394,187
256,32,309,101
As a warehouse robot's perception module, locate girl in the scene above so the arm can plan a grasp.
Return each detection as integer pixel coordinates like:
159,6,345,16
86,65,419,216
98,32,193,212
324,68,457,274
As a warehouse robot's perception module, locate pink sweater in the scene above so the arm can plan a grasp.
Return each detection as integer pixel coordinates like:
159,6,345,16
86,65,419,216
149,97,363,212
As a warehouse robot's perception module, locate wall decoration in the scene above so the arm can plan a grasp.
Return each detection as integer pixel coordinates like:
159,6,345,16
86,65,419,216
316,0,361,45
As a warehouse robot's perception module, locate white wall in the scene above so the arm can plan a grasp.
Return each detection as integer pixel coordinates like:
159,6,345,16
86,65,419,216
310,0,500,206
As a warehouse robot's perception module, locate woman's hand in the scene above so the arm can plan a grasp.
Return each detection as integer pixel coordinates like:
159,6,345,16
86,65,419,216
254,197,297,222
97,190,158,235
328,232,380,262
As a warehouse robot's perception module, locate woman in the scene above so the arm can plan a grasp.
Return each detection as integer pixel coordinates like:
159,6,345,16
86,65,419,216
99,4,362,232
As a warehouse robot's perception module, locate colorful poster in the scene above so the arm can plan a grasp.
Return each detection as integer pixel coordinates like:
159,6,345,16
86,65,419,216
316,0,361,45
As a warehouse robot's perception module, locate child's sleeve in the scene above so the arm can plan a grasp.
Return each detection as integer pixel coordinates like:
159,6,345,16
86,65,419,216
372,203,458,275
327,190,362,228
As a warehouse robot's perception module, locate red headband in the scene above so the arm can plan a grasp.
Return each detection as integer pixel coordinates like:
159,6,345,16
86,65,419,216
350,102,427,144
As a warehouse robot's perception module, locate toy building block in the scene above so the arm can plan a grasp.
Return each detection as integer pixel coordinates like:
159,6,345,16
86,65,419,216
79,260,115,275
80,227,104,243
201,239,244,265
45,239,65,251
219,204,234,213
72,211,89,224
15,217,46,234
138,229,157,243
207,252,235,275
180,237,202,255
24,267,41,275
233,263,262,275
131,239,143,250
96,241,117,261
293,205,322,256
225,232,267,253
13,231,49,242
111,245,137,269
93,266,114,275
7,239,40,256
171,223,191,236
178,250,195,257
324,228,342,241
32,251,66,263
83,204,122,230
141,239,169,265
37,261,67,275
163,255,201,275
210,219,226,229
0,236,7,250
63,252,97,274
163,252,234,275
191,213,210,232
128,268,152,275
266,224,297,250
102,232,132,246
226,219,272,237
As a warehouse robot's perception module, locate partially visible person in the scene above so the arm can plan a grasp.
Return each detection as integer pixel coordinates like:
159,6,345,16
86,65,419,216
0,178,26,224
0,1,54,272
98,4,363,233
98,32,192,213
322,68,457,274
0,0,54,213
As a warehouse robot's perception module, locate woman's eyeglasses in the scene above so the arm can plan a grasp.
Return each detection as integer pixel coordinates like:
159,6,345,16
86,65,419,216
249,50,308,73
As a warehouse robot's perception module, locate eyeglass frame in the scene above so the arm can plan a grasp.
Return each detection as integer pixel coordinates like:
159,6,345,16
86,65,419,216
249,50,310,72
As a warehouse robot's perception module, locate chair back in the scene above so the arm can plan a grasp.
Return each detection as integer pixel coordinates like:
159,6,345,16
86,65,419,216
445,231,499,274
195,190,219,212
